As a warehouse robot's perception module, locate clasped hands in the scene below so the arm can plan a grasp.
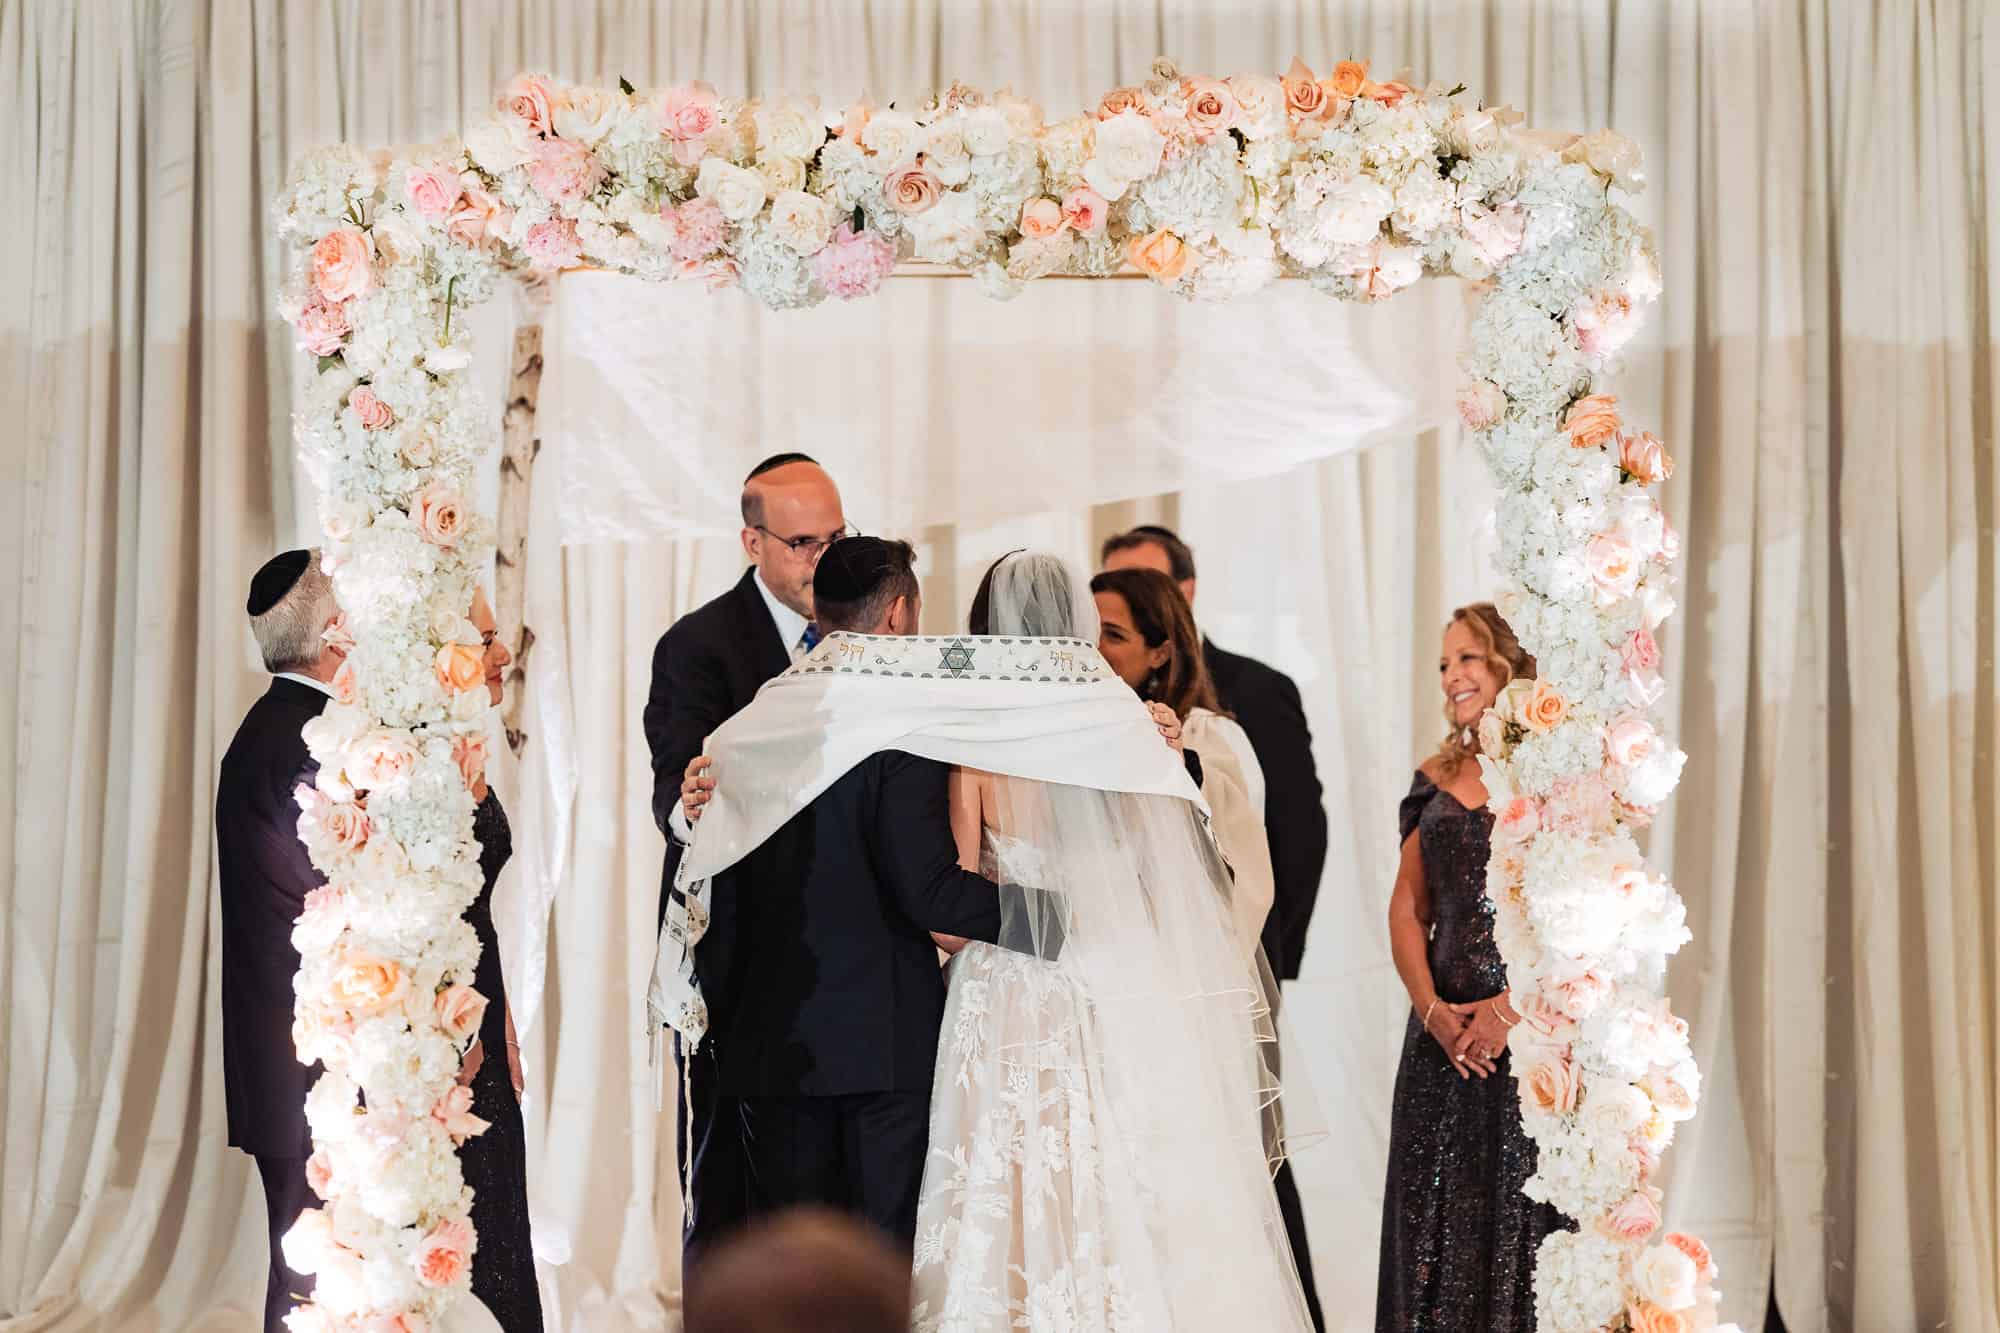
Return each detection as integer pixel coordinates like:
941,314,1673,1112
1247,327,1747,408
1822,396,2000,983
1423,990,1519,1081
677,702,1186,827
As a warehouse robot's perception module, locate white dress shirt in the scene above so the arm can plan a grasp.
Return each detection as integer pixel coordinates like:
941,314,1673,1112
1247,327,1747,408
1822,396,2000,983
667,570,815,844
274,671,336,699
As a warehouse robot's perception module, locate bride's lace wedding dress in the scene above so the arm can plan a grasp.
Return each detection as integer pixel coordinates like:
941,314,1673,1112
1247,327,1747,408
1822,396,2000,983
910,820,1313,1332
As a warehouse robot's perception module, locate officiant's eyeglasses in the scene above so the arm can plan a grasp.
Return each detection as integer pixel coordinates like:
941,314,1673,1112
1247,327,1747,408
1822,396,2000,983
756,525,854,560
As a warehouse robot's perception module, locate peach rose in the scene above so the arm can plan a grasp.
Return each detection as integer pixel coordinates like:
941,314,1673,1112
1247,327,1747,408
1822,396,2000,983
403,164,463,222
1458,380,1507,431
1061,186,1108,237
1127,228,1190,282
414,482,467,549
1519,679,1570,734
1019,196,1065,239
1520,992,1580,1041
329,659,359,707
351,729,419,791
1586,532,1641,602
498,73,555,135
1665,1231,1717,1278
1494,796,1541,844
433,1082,490,1144
1281,59,1328,119
1524,1051,1582,1115
446,182,504,250
416,1217,475,1288
310,227,373,304
1365,78,1414,107
1097,86,1150,120
838,97,874,143
1551,969,1612,1019
347,385,394,431
1564,393,1622,449
1182,77,1239,139
434,983,489,1043
1627,1302,1690,1333
304,1149,334,1199
1328,60,1371,100
434,641,484,695
452,732,489,795
323,800,369,852
883,164,942,215
330,950,408,1017
1619,430,1674,485
1605,716,1658,768
1601,1187,1665,1243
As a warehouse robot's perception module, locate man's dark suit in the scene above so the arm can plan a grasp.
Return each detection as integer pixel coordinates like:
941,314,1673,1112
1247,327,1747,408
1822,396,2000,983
216,676,330,1333
697,751,1016,1249
642,568,792,1270
1202,638,1329,1331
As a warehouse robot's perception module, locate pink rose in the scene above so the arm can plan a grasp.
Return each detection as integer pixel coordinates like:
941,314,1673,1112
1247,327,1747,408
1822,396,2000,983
1551,969,1612,1020
1458,380,1507,431
310,227,373,304
1542,775,1614,834
414,482,467,548
324,800,368,853
1619,430,1674,485
1602,1187,1664,1243
416,1217,476,1288
1494,796,1540,843
293,293,351,356
292,884,347,955
811,223,897,300
329,659,359,707
1632,1138,1662,1181
322,613,355,655
352,729,419,791
692,256,740,291
1019,196,1065,239
498,73,555,135
1128,228,1190,282
1523,1050,1582,1115
1586,532,1640,603
1461,201,1525,267
1182,77,1239,139
1060,186,1108,237
1640,1068,1699,1121
403,164,463,222
451,732,489,793
347,385,394,431
1574,289,1640,358
433,1082,491,1145
1622,627,1661,676
1281,59,1329,121
304,1149,334,1199
434,983,489,1043
1606,716,1658,768
446,182,504,249
529,136,605,207
330,949,408,1017
1520,992,1579,1041
657,81,720,164
666,196,727,262
884,164,942,215
522,217,582,270
838,97,874,143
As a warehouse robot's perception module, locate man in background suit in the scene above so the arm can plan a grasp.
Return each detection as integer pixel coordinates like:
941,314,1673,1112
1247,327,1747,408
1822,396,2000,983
215,549,342,1333
643,454,849,1272
1101,523,1330,1332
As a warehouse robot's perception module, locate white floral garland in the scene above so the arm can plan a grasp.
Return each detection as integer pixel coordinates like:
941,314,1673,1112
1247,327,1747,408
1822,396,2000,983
274,57,1729,1333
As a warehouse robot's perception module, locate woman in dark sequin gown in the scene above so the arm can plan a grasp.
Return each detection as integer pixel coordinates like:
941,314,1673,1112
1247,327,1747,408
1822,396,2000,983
1376,603,1568,1332
458,590,544,1331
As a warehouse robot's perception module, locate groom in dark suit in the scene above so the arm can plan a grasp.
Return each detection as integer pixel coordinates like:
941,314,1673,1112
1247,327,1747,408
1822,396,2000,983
644,453,849,1271
685,539,1044,1253
215,549,342,1333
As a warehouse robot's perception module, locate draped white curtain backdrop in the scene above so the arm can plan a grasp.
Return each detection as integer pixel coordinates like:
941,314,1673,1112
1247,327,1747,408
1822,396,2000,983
4,3,1996,1333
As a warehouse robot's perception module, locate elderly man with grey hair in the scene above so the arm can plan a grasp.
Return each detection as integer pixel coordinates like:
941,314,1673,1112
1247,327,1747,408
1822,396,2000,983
215,548,345,1332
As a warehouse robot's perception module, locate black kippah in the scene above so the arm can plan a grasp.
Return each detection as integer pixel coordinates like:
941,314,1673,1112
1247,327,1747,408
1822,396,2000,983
247,549,312,617
813,536,895,605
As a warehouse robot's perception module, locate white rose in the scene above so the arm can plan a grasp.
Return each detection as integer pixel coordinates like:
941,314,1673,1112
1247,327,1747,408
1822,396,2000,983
1085,109,1165,200
1321,177,1395,247
768,190,835,255
906,190,988,265
553,87,622,144
754,101,820,160
924,125,973,186
465,118,537,174
1225,74,1287,139
860,109,922,166
1632,1245,1699,1311
961,106,1013,157
695,157,768,222
757,155,807,196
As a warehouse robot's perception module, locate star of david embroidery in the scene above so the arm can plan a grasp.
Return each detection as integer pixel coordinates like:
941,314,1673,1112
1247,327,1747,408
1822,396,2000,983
937,638,977,677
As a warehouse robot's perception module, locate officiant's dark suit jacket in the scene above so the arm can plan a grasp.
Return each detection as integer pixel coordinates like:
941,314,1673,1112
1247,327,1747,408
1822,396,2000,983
215,676,329,1158
698,750,1011,1099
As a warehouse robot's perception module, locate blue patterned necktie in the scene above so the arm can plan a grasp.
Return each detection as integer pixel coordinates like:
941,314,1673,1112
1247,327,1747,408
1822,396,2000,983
799,622,821,654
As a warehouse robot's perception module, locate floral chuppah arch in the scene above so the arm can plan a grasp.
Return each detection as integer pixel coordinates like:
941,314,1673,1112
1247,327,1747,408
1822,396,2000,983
274,57,1715,1333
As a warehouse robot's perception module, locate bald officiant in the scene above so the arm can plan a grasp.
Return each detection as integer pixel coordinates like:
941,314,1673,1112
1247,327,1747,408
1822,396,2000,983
644,452,850,1271
216,549,343,1332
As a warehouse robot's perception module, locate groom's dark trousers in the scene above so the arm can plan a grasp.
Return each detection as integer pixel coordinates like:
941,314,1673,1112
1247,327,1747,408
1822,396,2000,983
697,751,1028,1250
646,569,794,1271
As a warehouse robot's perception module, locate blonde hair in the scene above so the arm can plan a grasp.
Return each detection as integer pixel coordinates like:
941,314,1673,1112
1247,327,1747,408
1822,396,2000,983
1433,601,1535,781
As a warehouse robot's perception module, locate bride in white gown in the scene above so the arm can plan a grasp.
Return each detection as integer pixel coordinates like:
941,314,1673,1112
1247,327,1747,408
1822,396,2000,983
909,552,1315,1333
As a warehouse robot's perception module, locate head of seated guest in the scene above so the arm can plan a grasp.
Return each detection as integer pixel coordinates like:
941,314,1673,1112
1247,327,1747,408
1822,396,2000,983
683,1206,911,1333
811,536,921,637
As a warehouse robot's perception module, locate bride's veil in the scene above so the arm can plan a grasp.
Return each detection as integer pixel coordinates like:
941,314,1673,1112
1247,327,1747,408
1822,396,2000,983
967,551,1318,1327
